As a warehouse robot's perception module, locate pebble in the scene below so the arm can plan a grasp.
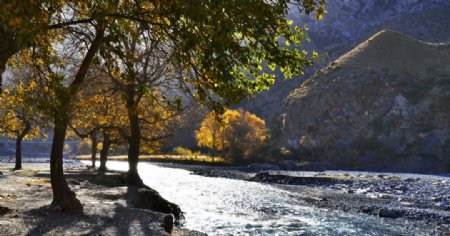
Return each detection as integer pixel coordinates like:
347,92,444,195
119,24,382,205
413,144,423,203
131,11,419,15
431,196,444,202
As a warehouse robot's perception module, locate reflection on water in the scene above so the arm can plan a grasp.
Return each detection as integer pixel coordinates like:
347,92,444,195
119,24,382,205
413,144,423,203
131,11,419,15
88,161,426,235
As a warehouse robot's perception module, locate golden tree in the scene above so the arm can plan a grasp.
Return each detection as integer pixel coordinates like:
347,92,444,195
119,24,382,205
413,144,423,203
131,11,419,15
196,109,267,162
0,81,43,170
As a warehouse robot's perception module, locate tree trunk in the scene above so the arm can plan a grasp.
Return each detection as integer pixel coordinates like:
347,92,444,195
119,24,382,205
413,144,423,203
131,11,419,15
50,118,83,213
14,123,31,170
211,131,216,163
90,135,98,169
15,136,23,170
127,110,144,186
0,60,5,93
98,131,111,172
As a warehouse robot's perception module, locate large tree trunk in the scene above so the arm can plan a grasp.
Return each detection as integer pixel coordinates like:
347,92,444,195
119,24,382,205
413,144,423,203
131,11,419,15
127,110,144,186
90,135,98,169
14,123,31,170
98,131,111,172
50,118,83,213
46,25,104,213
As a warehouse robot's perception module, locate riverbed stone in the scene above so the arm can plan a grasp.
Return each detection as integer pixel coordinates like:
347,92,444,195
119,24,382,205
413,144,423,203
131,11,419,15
162,214,174,233
0,205,12,216
377,208,403,219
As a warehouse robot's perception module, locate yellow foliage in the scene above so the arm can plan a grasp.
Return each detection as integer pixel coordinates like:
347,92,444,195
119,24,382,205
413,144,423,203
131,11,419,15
0,81,42,140
196,109,267,159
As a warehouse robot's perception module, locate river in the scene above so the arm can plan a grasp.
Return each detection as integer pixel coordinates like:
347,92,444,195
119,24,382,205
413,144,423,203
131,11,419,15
85,160,427,235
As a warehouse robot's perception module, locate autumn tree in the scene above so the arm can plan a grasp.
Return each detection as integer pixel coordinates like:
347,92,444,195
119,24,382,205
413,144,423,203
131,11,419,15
93,18,178,185
0,81,42,170
196,109,268,162
195,112,222,162
70,72,127,171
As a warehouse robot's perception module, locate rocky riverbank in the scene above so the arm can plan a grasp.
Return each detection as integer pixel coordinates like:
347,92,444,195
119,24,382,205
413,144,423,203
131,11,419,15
157,163,450,235
0,162,205,236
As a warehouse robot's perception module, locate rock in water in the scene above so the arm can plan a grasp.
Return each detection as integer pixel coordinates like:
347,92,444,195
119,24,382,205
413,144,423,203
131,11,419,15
280,30,450,173
377,208,403,219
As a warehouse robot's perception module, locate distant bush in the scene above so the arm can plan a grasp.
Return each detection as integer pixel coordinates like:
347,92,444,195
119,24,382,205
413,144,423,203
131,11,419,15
172,146,194,156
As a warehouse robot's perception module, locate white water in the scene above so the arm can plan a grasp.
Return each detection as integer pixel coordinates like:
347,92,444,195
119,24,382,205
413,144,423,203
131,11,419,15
84,161,428,235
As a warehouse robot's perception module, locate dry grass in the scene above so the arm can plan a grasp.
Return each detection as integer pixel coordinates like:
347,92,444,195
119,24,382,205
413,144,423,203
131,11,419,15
16,179,51,185
9,169,39,177
75,154,228,164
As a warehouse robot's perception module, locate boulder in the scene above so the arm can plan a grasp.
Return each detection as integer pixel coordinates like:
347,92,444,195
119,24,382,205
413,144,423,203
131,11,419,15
131,187,183,222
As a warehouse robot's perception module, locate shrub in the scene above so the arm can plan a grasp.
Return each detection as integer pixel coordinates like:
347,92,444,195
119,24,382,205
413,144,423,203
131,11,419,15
172,146,194,156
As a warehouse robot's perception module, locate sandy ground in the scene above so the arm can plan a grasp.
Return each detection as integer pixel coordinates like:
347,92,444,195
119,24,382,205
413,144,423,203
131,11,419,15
0,163,205,236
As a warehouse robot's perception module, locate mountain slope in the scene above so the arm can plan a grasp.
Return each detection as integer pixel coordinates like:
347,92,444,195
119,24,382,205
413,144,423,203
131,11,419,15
242,1,450,127
279,30,450,172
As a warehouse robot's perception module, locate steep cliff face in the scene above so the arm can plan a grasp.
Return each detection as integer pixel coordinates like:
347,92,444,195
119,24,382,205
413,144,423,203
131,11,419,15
280,30,450,172
242,1,450,125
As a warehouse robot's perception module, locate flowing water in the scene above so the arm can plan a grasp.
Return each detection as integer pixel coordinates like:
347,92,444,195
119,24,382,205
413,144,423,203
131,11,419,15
88,161,428,235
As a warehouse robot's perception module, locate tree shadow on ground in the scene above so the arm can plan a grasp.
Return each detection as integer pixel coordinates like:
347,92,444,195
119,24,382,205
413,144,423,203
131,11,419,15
23,206,110,235
23,198,167,235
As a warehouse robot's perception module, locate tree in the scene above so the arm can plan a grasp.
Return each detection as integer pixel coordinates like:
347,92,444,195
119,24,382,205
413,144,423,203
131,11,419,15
70,73,128,170
0,81,42,170
98,22,182,186
7,0,326,212
70,76,128,172
26,15,106,213
195,112,222,161
224,109,268,162
196,109,268,162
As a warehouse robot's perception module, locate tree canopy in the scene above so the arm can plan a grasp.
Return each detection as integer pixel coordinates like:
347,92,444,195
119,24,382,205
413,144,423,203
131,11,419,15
0,0,327,213
196,109,267,162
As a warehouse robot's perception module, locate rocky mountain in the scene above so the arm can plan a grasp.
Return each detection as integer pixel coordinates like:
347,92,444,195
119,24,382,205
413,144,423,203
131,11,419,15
279,30,450,172
242,1,450,126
